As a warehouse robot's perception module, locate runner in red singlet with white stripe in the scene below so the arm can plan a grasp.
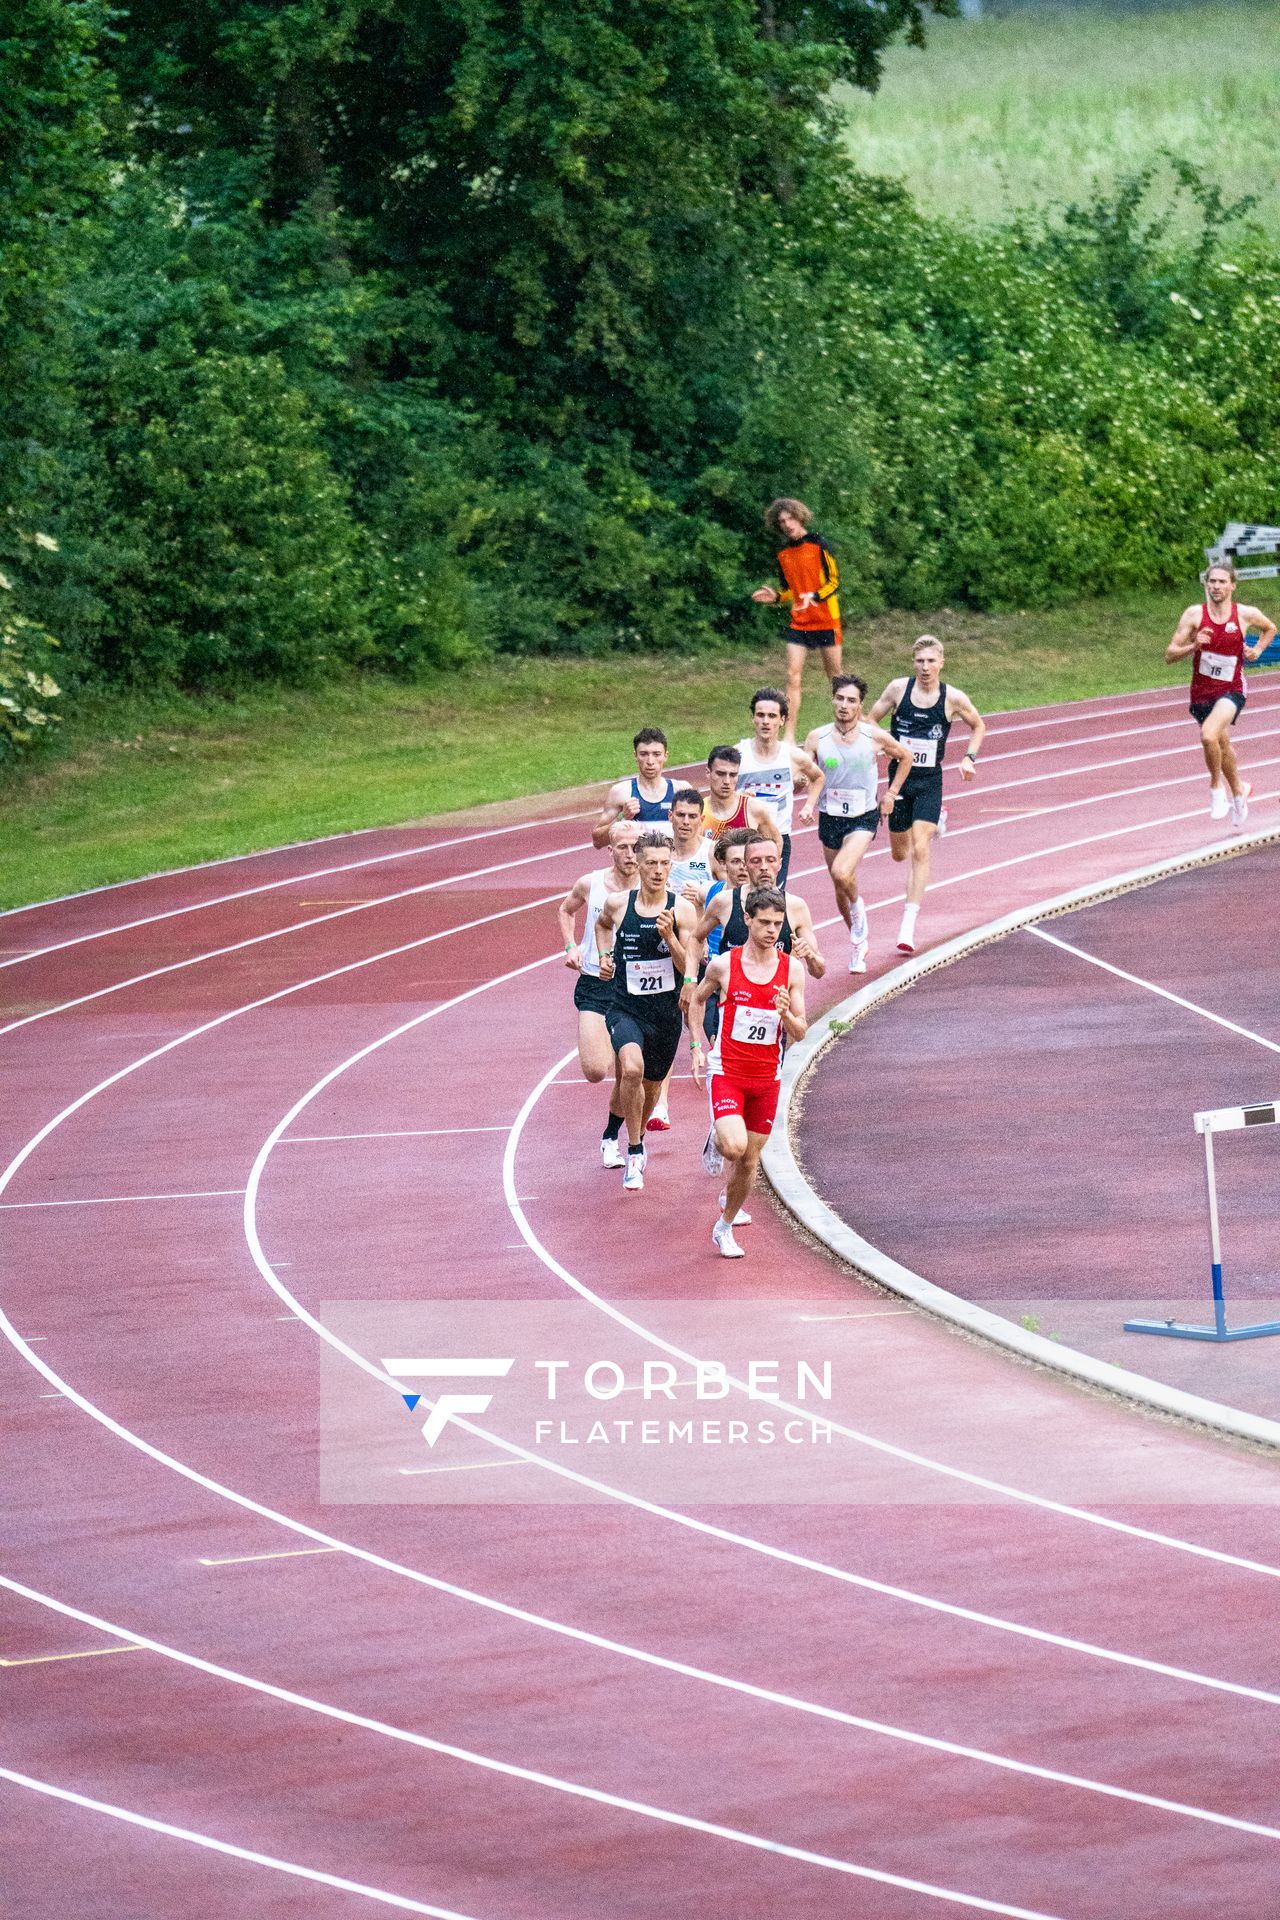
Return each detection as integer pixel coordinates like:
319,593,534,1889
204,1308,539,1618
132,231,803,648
688,885,807,1258
1167,560,1275,827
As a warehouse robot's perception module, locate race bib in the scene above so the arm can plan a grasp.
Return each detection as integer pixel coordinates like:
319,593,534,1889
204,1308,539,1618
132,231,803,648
1200,649,1235,683
626,956,675,996
731,1004,780,1046
826,785,874,819
909,739,939,769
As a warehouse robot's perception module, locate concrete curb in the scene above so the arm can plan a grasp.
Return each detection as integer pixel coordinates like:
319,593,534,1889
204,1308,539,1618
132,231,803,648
764,824,1280,1452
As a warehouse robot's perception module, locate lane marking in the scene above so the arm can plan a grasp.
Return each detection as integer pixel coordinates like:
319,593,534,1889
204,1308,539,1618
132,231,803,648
1027,927,1280,1057
0,1189,246,1211
0,1643,141,1667
281,1126,510,1143
198,1547,342,1567
396,1460,534,1477
9,1575,1280,1886
0,1765,487,1920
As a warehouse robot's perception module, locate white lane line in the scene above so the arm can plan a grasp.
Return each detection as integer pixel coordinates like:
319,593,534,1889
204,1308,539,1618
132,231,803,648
975,700,1280,769
0,1765,487,1920
1027,927,1280,1055
10,1577,1280,1884
198,1547,342,1566
0,805,600,967
0,1189,246,1211
397,1460,534,1477
0,1643,141,1667
280,1127,510,1143
0,879,566,1039
0,1585,1071,1919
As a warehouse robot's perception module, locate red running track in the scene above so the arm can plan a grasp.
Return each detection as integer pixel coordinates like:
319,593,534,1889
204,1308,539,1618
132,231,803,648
5,677,1280,1919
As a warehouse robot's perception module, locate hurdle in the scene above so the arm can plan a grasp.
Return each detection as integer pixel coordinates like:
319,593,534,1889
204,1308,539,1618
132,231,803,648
1126,1101,1280,1342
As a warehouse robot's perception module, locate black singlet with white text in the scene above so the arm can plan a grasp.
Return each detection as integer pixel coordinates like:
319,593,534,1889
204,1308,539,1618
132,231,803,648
611,888,681,1022
890,677,951,780
723,884,794,956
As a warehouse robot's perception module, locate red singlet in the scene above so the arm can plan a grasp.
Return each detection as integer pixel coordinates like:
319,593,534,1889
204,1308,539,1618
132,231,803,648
1190,601,1246,707
704,791,750,838
712,944,789,1084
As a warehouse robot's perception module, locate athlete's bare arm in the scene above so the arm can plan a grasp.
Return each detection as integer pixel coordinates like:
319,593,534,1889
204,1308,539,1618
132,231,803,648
657,896,696,978
867,677,908,726
557,873,593,971
785,894,826,979
591,778,640,849
745,795,782,848
877,729,914,816
1166,604,1207,664
774,955,808,1044
945,686,986,781
1239,603,1279,660
791,742,825,825
594,889,626,977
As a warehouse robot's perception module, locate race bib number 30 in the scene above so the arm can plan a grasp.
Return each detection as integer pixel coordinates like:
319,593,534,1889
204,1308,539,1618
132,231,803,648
731,1004,780,1046
1200,649,1235,683
626,956,675,996
825,786,873,818
909,739,939,769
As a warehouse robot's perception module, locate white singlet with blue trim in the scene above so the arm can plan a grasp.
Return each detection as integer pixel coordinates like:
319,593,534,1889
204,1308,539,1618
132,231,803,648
580,868,612,978
735,739,796,834
669,836,715,897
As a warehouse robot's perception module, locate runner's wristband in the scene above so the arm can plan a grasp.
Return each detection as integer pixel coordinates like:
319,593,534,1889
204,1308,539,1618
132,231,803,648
964,750,978,763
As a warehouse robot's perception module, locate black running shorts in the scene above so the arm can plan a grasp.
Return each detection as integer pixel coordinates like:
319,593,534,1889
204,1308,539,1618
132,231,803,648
573,971,613,1016
1190,690,1245,726
606,1003,683,1083
818,807,879,850
888,772,944,834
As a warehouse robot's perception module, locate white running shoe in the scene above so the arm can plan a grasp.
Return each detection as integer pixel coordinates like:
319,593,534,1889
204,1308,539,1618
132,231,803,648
936,805,949,839
718,1193,752,1226
600,1137,624,1170
712,1219,745,1259
623,1151,645,1193
1230,781,1253,828
1210,784,1230,820
849,935,869,974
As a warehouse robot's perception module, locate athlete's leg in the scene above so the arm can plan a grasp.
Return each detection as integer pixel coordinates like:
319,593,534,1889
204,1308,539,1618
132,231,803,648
819,639,842,685
714,1112,750,1220
889,829,911,867
641,1077,668,1131
821,842,853,928
577,1010,613,1083
648,1061,674,1130
1199,712,1227,789
616,1041,648,1149
1204,701,1243,796
784,639,808,741
906,819,937,906
830,827,876,908
723,1130,767,1224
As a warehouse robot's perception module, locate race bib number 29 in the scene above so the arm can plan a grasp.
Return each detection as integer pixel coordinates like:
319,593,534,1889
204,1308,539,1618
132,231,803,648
731,1005,780,1046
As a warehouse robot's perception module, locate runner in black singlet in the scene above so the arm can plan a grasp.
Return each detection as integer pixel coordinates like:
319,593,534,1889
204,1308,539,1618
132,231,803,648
596,834,699,1191
868,636,985,955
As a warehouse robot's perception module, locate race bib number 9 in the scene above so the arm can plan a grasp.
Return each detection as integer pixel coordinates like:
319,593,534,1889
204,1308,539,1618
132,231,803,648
731,1004,780,1046
626,957,675,996
825,786,873,818
909,739,939,769
1200,649,1235,683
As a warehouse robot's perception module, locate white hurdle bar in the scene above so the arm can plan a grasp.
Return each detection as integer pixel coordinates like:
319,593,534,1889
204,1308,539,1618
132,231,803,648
1126,1100,1280,1342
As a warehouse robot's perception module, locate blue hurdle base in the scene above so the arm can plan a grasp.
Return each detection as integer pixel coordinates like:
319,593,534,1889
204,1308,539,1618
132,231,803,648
1124,1317,1280,1342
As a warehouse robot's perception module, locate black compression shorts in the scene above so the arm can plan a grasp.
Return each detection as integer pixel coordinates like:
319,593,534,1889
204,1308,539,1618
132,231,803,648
606,1004,683,1083
818,807,879,850
888,773,944,834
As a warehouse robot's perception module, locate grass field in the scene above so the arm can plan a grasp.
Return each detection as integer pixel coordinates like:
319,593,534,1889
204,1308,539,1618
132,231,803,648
844,0,1280,238
5,587,1278,909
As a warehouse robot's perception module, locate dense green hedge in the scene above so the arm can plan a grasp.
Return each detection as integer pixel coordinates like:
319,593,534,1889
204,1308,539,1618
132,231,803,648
3,0,1278,763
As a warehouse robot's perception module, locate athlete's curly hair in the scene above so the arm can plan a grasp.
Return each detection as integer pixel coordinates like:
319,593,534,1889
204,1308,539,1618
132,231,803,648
763,497,812,532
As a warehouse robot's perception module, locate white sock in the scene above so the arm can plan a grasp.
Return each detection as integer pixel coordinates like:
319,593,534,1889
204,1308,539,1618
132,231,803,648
850,897,867,939
899,902,919,940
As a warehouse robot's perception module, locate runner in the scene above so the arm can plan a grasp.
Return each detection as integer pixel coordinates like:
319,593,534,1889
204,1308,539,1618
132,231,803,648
688,832,826,983
596,833,698,1192
689,887,808,1258
1166,560,1275,825
701,745,782,851
868,637,986,955
556,821,641,1168
750,498,842,739
804,674,913,973
591,727,677,849
734,688,824,886
647,788,716,1133
700,827,753,1047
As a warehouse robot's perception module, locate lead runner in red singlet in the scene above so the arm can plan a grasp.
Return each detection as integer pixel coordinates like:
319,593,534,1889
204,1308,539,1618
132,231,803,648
1167,560,1276,827
688,886,808,1258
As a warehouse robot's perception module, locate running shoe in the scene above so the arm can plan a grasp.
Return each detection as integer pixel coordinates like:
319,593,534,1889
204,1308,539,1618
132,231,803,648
712,1219,745,1259
849,935,869,974
623,1152,646,1193
646,1110,671,1133
702,1127,725,1177
718,1194,752,1226
1210,784,1230,820
896,933,916,955
936,805,949,838
600,1137,624,1170
1230,781,1253,828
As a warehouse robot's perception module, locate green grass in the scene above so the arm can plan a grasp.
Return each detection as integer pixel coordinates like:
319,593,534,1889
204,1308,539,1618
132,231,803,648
5,586,1276,909
844,0,1280,238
